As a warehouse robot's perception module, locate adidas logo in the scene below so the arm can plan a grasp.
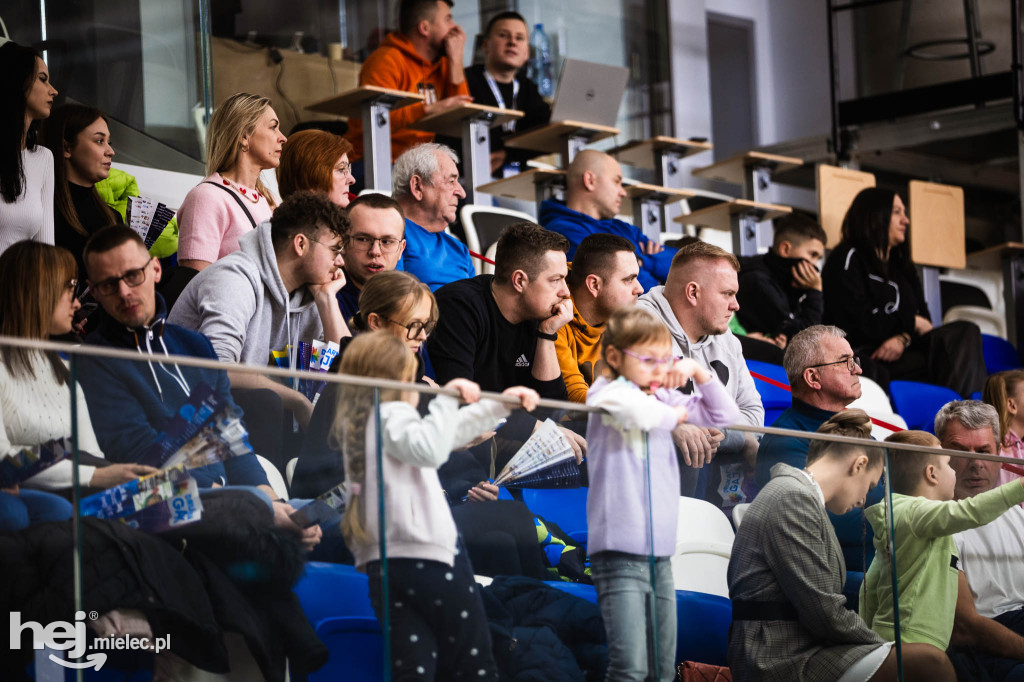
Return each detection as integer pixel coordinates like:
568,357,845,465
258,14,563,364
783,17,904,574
514,354,530,368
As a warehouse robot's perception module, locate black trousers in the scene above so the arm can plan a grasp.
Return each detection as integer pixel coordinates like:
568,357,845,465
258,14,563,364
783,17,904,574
366,542,499,681
947,607,1024,681
858,320,986,398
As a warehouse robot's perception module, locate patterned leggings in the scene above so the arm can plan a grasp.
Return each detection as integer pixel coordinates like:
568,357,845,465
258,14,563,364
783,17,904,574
366,543,498,681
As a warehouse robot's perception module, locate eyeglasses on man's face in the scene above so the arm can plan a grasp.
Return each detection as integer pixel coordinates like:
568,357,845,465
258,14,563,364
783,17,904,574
309,237,345,258
806,355,861,373
346,235,403,254
92,257,153,296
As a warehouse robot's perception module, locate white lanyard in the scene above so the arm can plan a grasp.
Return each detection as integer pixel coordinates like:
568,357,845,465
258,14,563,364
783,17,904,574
483,69,519,132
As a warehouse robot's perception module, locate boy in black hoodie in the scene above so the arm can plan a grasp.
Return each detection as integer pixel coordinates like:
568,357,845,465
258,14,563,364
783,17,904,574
736,213,827,350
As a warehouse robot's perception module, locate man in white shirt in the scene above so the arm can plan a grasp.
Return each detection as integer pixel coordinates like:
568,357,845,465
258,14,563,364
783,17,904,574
936,400,1024,680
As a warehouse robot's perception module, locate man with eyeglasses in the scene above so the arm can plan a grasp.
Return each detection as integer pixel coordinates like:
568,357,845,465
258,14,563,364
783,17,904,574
76,224,323,552
392,143,475,291
335,193,407,322
168,191,350,431
755,324,883,585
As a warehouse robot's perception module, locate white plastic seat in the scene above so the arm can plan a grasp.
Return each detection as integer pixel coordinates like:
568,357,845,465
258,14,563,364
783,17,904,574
866,412,908,440
459,205,535,275
482,242,498,276
848,376,893,415
358,187,392,197
257,454,289,500
944,305,1006,338
671,496,734,597
731,503,751,528
286,457,299,489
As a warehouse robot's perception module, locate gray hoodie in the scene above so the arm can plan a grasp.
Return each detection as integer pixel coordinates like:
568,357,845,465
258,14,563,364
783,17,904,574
637,286,764,427
167,221,323,367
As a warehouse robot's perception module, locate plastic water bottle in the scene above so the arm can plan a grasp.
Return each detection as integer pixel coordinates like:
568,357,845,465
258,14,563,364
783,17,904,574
529,23,554,98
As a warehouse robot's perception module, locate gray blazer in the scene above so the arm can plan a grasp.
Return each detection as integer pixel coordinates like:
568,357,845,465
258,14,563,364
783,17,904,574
727,463,885,681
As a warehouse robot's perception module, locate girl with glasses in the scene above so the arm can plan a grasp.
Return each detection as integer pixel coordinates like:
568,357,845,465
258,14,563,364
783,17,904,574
0,241,156,532
586,307,740,681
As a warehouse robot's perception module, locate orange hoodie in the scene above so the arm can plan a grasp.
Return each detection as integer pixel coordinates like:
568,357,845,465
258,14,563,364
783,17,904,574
346,32,469,162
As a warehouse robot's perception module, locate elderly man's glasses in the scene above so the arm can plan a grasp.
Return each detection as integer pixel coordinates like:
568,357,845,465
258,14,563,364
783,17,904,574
806,356,861,373
385,318,435,340
347,235,403,254
92,257,153,296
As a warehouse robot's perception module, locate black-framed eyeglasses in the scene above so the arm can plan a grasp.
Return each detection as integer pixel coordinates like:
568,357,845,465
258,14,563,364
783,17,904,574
385,317,436,340
92,257,153,296
806,355,861,373
346,235,403,254
309,238,345,257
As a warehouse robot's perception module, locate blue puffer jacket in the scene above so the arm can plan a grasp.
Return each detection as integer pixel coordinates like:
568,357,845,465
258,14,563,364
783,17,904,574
538,199,675,292
482,576,607,681
77,294,268,488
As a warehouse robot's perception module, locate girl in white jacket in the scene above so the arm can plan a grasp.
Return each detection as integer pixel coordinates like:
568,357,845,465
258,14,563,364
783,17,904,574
332,330,538,681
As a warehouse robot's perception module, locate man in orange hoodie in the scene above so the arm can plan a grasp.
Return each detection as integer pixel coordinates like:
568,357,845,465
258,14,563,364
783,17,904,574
347,0,472,166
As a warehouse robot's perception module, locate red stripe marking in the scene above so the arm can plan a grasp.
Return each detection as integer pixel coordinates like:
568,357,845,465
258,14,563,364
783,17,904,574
469,250,495,265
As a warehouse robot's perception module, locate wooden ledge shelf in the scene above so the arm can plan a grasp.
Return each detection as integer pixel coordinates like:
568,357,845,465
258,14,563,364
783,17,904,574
625,183,694,205
410,103,523,137
504,120,620,154
476,169,567,202
674,199,792,232
692,151,804,186
305,85,424,117
612,136,713,169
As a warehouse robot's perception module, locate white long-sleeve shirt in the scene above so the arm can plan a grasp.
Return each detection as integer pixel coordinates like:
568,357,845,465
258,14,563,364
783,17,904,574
0,146,55,256
0,351,103,488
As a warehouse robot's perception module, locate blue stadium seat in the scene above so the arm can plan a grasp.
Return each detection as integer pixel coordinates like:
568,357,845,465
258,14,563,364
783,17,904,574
982,333,1022,374
309,616,384,682
545,581,731,667
746,360,792,427
521,487,589,545
294,561,376,628
888,381,962,432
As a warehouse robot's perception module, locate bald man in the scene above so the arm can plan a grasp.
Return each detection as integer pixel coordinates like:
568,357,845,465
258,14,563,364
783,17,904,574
538,150,675,292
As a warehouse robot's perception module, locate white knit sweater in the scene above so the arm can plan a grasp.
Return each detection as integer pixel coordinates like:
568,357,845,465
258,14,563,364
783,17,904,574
0,146,55,256
0,351,102,488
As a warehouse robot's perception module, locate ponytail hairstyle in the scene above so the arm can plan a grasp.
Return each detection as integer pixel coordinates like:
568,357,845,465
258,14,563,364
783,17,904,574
805,409,882,468
330,330,418,543
982,370,1024,446
350,270,437,334
43,104,118,236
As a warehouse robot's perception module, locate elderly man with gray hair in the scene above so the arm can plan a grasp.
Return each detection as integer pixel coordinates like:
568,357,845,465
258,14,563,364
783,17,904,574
755,324,884,584
934,400,1024,681
392,142,475,291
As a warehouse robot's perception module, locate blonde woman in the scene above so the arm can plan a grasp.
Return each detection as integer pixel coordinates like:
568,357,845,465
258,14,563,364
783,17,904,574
176,93,286,271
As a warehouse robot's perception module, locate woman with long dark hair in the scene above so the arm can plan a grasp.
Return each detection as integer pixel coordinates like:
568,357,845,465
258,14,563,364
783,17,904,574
0,42,58,256
0,241,155,531
43,103,120,273
822,187,985,397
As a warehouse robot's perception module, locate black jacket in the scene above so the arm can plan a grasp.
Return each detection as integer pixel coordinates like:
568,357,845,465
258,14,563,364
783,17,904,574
465,64,552,177
737,251,823,338
1,491,326,681
822,243,930,351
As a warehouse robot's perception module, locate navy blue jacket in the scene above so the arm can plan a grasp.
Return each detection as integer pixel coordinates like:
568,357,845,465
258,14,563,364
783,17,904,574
538,199,675,292
755,398,881,570
77,295,268,488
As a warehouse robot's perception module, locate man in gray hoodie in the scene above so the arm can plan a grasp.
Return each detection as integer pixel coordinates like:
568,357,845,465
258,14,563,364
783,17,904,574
637,240,763,502
168,191,350,430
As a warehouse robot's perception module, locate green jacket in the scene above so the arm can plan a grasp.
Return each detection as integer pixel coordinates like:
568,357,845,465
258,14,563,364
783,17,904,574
860,480,1024,649
95,168,179,259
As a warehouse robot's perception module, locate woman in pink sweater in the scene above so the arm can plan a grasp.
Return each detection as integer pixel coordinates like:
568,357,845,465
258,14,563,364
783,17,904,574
176,93,286,271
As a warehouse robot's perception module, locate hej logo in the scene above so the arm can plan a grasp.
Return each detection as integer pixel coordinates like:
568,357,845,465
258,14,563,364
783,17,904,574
10,610,106,670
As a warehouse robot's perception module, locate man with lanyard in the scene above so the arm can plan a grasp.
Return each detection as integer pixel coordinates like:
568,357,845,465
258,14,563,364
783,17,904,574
465,11,551,178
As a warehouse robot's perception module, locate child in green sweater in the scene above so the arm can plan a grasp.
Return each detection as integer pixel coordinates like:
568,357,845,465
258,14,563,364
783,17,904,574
860,430,1024,649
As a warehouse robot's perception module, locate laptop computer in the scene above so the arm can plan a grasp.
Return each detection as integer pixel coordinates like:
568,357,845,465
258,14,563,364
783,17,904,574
549,58,630,128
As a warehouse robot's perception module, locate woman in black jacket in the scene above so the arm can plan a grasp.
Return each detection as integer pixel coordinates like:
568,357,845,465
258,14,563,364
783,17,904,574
822,187,985,397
